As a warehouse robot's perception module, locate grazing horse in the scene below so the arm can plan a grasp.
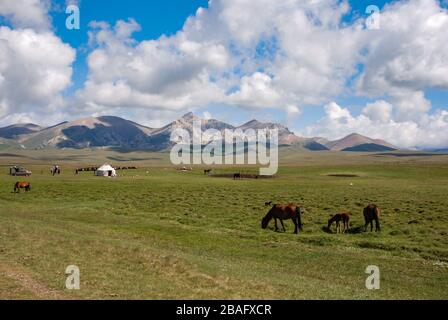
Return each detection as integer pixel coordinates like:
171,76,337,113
14,182,31,193
328,213,350,233
204,169,212,175
262,204,303,234
233,173,241,180
363,204,381,232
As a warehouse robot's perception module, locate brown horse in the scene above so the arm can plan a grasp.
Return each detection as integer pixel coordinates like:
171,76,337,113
363,204,381,232
233,173,241,180
328,213,350,233
204,169,212,175
262,204,303,234
14,182,31,193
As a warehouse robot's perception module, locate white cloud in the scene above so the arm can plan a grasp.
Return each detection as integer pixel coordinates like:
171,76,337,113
77,18,227,115
305,101,448,149
0,2,76,126
356,0,448,95
228,72,282,108
389,90,432,121
362,100,393,123
0,0,447,149
77,0,447,123
0,0,50,30
75,0,363,117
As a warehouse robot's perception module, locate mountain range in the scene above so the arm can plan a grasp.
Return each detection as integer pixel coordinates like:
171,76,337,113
0,113,397,152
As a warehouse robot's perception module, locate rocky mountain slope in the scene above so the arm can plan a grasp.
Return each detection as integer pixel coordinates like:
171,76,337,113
0,113,397,152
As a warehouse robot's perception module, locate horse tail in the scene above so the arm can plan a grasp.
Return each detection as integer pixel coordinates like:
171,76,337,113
375,207,381,231
296,207,303,230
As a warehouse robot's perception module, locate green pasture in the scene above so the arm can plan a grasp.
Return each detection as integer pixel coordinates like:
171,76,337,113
0,149,447,299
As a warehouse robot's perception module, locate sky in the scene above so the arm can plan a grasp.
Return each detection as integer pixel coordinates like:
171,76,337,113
0,0,448,149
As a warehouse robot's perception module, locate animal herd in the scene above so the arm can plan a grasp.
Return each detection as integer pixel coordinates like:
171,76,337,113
262,203,381,234
12,166,382,235
75,166,137,174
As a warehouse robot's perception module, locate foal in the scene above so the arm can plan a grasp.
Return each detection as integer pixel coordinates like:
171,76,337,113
328,213,350,233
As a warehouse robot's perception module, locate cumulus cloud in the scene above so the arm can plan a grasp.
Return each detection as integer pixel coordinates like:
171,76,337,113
305,101,448,149
0,1,76,126
75,0,447,127
0,0,50,30
75,0,362,117
77,18,227,115
0,27,75,115
362,100,393,123
1,0,448,148
356,0,448,95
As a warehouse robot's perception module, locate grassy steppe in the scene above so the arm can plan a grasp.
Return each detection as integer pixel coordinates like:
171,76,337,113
0,150,447,299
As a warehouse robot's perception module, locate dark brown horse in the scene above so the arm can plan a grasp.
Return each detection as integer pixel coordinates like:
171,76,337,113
363,204,381,232
204,169,212,175
14,182,31,193
262,204,303,234
328,212,350,233
234,173,241,180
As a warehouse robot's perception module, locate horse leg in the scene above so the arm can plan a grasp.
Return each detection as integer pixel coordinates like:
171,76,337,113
375,218,381,232
364,219,369,232
292,218,298,234
274,218,279,232
280,219,286,232
370,221,373,232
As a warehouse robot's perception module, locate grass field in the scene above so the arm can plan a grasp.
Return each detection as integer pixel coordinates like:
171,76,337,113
1,149,448,299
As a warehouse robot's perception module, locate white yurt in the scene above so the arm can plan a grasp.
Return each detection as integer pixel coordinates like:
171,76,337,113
95,164,117,177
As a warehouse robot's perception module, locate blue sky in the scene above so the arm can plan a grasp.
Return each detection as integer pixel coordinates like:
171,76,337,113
1,0,448,148
49,0,403,126
51,0,209,93
51,0,447,126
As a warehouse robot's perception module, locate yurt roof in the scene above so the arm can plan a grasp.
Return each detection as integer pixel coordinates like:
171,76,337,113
97,164,115,171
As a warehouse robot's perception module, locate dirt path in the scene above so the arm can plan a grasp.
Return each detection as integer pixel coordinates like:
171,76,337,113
0,261,65,299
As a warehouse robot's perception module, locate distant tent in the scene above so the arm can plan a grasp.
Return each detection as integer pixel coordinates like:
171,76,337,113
95,164,117,177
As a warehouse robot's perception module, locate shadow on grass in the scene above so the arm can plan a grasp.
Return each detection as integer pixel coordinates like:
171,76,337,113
321,225,364,234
